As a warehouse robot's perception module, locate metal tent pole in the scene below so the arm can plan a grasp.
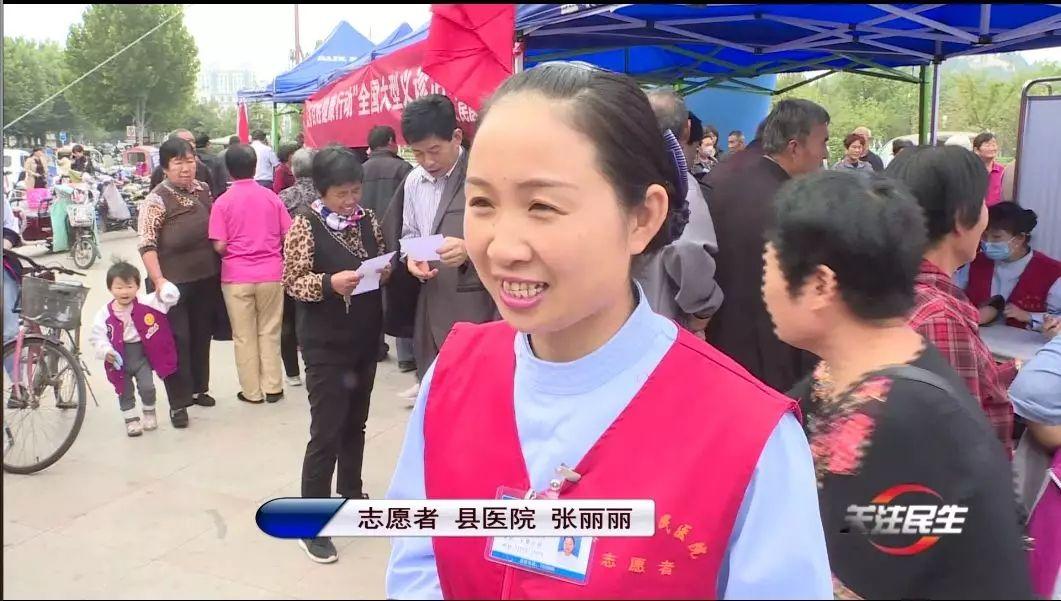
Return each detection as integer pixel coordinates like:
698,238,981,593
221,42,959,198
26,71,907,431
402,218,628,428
929,60,942,145
271,102,280,148
918,65,929,145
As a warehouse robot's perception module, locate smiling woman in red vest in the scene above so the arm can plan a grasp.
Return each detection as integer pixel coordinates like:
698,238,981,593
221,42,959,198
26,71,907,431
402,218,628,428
384,62,832,600
956,202,1061,331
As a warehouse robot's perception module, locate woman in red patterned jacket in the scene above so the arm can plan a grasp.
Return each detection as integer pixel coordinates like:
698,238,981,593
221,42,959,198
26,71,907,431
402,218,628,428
885,145,1018,455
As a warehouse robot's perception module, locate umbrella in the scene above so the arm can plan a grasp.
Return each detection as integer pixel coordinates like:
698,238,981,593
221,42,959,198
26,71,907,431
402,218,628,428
422,4,516,111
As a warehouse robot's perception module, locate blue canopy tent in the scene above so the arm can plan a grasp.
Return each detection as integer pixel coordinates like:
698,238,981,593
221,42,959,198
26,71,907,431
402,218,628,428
512,4,1061,143
314,22,416,92
237,20,374,145
248,5,1061,144
239,20,374,102
273,23,413,103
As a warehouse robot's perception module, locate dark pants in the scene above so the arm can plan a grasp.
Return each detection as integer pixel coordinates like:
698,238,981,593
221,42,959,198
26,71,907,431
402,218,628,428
301,357,377,498
281,294,300,378
256,180,273,190
161,275,219,410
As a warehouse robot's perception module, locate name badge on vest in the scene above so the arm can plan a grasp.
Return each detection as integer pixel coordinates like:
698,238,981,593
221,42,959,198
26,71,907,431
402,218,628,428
485,486,595,585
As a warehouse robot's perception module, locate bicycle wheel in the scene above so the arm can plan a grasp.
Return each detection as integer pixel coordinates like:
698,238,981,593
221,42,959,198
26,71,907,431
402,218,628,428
3,334,87,474
71,237,96,269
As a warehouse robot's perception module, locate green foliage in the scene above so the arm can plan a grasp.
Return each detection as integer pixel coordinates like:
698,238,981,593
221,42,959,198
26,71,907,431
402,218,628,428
2,37,88,145
774,60,1061,161
177,99,229,139
64,4,199,137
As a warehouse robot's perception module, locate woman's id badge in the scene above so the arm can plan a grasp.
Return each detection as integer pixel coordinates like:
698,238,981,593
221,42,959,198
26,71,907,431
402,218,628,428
485,486,594,585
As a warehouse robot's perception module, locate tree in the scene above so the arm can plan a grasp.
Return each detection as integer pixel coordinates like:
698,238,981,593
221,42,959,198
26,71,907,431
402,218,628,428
177,99,229,140
248,103,275,133
775,69,920,160
774,59,1061,162
3,37,80,146
64,4,199,143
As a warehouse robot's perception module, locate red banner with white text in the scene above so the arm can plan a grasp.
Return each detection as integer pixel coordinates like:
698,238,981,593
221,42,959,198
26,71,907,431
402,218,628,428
303,40,479,149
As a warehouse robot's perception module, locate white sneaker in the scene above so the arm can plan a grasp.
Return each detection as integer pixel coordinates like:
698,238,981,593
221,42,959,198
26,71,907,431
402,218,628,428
285,376,303,387
126,419,143,437
397,383,420,407
142,410,158,431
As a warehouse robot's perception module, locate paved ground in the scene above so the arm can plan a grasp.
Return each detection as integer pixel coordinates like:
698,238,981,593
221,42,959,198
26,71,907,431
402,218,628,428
3,230,417,599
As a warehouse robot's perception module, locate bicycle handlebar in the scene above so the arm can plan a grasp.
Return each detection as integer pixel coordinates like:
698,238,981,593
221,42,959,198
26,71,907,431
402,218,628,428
3,249,84,277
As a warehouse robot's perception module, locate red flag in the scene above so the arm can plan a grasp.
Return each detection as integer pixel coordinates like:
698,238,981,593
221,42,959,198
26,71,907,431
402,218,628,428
422,4,516,110
237,102,250,143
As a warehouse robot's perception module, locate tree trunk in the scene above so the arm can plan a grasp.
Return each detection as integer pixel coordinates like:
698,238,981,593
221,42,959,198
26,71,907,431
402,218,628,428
133,96,148,145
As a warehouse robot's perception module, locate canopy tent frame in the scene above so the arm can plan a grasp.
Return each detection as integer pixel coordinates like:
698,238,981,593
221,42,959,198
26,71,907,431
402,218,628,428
279,4,1059,149
517,3,1061,155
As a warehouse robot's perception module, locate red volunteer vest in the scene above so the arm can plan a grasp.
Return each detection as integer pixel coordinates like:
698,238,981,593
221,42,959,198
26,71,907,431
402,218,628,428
424,321,797,600
966,251,1061,328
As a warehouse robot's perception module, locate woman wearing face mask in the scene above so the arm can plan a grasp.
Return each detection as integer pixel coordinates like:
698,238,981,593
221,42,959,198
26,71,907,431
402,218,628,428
386,62,831,600
956,202,1061,331
701,124,721,164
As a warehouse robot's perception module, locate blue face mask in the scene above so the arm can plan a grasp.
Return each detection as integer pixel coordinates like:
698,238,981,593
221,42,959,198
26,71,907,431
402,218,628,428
981,239,1013,261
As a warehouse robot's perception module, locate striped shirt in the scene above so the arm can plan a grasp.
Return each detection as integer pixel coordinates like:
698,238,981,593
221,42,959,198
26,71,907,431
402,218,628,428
400,147,464,240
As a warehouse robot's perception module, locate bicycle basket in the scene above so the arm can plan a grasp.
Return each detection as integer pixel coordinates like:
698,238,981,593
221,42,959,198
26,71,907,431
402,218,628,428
66,202,96,227
19,276,89,330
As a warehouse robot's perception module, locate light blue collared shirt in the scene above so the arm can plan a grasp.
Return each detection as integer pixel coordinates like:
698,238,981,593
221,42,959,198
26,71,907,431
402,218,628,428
385,289,832,599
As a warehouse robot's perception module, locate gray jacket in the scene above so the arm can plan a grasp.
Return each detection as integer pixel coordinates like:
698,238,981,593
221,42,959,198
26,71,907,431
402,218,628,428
633,172,723,329
832,159,874,177
382,152,498,379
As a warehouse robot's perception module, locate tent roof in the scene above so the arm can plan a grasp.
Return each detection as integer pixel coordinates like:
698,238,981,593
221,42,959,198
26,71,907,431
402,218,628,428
313,22,418,92
274,20,373,93
238,20,374,102
250,4,1061,103
515,4,1061,88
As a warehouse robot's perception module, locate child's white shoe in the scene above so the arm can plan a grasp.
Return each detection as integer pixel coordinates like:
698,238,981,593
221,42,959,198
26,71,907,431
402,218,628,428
142,410,157,431
126,419,143,437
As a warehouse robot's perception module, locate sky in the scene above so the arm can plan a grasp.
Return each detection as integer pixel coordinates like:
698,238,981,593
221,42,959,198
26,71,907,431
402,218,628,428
1,3,432,81
3,3,1060,83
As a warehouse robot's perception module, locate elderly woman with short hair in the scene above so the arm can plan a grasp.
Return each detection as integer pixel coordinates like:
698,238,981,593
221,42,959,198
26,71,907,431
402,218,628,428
283,145,391,563
277,147,317,385
279,147,317,216
832,133,873,177
138,136,221,428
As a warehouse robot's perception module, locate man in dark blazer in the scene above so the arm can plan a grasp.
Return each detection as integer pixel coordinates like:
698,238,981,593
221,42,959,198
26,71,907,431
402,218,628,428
704,99,831,392
363,125,415,365
362,125,414,216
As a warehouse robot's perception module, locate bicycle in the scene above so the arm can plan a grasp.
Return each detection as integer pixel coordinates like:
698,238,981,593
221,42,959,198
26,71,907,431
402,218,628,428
3,249,99,474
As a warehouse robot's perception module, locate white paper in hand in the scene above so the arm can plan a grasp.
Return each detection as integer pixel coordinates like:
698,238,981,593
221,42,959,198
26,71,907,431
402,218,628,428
400,235,445,262
352,251,397,296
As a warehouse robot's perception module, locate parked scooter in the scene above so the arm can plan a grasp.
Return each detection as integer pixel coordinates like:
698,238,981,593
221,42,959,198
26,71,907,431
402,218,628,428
7,178,55,252
54,183,101,269
86,173,134,232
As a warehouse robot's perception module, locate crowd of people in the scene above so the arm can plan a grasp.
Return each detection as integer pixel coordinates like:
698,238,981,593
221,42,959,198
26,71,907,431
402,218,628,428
3,59,1058,599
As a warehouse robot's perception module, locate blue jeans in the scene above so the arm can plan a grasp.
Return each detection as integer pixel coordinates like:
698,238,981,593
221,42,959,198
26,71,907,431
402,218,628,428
3,268,19,377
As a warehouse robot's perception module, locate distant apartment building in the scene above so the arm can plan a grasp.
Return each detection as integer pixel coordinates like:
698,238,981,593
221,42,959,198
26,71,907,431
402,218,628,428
198,67,259,106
